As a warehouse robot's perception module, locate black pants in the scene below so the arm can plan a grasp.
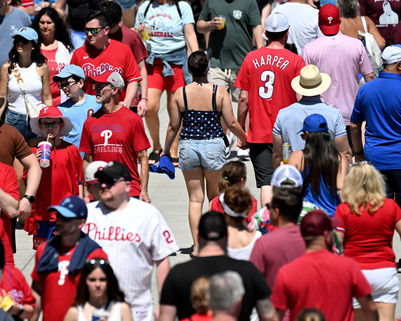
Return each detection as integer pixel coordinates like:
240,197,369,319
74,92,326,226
381,169,401,207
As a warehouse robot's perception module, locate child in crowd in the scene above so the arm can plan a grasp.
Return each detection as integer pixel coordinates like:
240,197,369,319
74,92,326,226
25,106,83,249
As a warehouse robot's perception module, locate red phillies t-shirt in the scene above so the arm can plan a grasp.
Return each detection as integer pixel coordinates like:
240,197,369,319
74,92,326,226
41,48,67,106
70,39,142,97
235,48,305,143
272,249,371,321
31,242,108,321
335,198,401,269
80,107,151,196
0,163,19,264
0,263,35,306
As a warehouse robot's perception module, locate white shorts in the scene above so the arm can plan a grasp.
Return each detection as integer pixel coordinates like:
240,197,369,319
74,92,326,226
353,267,399,308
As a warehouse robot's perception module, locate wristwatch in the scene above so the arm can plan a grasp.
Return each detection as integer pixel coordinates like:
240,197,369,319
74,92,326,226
22,195,36,203
15,305,24,317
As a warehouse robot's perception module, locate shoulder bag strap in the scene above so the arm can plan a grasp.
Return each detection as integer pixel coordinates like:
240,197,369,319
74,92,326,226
361,16,368,33
212,84,218,111
182,86,188,111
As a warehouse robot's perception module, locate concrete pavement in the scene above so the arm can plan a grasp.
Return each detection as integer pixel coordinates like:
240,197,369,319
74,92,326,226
14,93,401,318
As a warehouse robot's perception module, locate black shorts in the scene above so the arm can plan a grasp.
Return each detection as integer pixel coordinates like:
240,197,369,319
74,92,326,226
249,143,273,188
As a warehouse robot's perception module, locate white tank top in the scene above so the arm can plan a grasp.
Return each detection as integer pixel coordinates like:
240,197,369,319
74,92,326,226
77,302,122,321
227,231,262,261
8,62,42,115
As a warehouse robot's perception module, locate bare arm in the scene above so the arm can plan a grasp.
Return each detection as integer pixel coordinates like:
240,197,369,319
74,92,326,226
9,302,33,319
366,16,386,50
197,17,224,34
156,257,170,296
63,307,78,321
221,88,247,142
334,135,352,164
83,153,92,201
356,295,379,321
30,284,42,321
336,230,344,244
158,305,176,321
123,81,138,110
39,65,53,106
0,63,9,119
363,73,375,83
350,122,364,162
184,24,199,55
0,189,18,218
54,0,67,18
272,135,283,169
336,153,348,191
120,302,134,321
163,92,182,155
256,298,279,321
252,25,264,49
19,154,42,220
287,150,303,171
395,220,401,241
261,4,272,30
136,149,150,203
237,90,249,130
136,60,148,117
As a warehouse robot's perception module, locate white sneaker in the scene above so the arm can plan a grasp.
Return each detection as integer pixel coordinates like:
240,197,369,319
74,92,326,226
237,147,250,160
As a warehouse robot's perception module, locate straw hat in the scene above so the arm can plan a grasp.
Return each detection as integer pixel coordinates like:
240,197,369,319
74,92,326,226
291,65,331,96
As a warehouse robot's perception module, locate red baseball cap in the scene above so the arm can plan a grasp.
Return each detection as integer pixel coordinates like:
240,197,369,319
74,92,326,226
90,70,125,89
30,106,73,137
300,210,339,238
319,4,340,35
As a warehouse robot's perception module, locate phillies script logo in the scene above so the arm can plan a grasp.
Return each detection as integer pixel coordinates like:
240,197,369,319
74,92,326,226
82,63,123,78
85,222,141,242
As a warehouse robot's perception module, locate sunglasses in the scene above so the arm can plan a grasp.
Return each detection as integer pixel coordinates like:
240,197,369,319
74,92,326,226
85,27,104,35
98,176,125,188
94,82,111,92
56,213,74,221
14,37,30,45
58,81,77,89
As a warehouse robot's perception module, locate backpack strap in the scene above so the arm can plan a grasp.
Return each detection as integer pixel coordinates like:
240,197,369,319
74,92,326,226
182,86,188,111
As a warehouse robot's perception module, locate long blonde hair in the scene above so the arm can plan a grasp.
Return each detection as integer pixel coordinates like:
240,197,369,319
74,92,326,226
341,163,386,215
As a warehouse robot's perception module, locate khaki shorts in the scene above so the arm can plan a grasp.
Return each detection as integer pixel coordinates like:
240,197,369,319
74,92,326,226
208,67,240,102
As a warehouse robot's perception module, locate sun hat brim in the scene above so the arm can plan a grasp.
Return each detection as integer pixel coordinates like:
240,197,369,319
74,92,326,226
291,72,331,97
30,115,73,138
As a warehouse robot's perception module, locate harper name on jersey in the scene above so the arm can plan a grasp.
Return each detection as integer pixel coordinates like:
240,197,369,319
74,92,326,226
252,55,290,70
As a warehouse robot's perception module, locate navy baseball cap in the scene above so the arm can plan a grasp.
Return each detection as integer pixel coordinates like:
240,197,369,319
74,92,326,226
13,27,38,43
53,64,85,81
298,114,329,134
48,196,88,219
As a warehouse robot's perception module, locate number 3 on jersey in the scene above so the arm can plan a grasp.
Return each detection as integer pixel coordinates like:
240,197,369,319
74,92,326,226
258,70,275,99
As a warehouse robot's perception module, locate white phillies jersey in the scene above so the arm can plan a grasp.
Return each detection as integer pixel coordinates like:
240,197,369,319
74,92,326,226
84,198,179,321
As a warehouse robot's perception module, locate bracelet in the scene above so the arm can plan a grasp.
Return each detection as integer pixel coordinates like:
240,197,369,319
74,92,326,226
141,98,148,101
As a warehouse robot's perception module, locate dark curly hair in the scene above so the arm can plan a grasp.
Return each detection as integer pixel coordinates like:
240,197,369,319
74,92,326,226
32,7,74,52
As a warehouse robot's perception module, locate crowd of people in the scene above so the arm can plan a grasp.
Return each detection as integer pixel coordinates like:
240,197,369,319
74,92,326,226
0,0,400,320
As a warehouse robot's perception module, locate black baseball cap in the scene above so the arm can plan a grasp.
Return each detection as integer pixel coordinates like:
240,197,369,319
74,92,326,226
94,161,132,182
198,211,228,241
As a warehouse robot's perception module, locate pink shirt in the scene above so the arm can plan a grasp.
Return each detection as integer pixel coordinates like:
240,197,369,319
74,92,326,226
303,32,372,124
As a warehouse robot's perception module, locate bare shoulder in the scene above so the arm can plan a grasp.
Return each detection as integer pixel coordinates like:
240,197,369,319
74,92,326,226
36,63,49,75
63,307,78,321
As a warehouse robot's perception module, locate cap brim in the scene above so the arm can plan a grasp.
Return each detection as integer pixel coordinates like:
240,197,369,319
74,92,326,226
48,205,79,218
30,116,73,137
291,73,331,97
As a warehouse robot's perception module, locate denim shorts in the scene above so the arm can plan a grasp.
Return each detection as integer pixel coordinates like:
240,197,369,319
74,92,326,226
114,0,137,9
5,110,36,140
179,138,226,171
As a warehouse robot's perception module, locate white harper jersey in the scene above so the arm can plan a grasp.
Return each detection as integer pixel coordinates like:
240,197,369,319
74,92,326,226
84,198,179,321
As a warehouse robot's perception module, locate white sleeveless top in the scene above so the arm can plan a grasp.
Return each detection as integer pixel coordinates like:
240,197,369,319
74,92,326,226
7,62,42,115
227,231,262,261
77,302,122,321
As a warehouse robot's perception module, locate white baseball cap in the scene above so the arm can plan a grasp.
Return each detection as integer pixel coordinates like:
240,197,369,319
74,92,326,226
85,161,107,184
382,45,401,64
265,13,289,33
271,165,303,188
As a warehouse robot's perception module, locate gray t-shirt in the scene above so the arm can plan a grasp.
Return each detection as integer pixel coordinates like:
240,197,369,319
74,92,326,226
199,0,261,70
273,96,346,152
0,8,31,66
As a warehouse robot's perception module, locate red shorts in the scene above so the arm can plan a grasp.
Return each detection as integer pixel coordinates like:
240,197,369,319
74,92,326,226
147,59,185,91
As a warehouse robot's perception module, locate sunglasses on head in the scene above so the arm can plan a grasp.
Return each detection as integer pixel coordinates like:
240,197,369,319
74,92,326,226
85,27,104,35
349,160,371,168
14,37,30,44
87,258,109,266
